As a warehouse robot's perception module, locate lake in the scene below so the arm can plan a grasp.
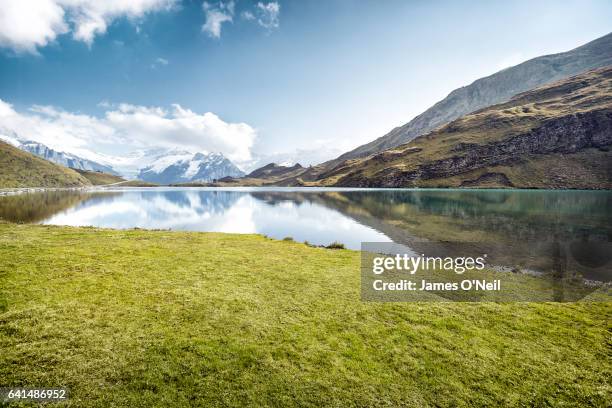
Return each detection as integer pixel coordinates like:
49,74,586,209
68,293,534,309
0,187,610,249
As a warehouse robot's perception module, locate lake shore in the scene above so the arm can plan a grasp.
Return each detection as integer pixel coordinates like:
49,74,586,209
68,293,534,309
0,180,158,196
0,186,90,197
1,222,610,407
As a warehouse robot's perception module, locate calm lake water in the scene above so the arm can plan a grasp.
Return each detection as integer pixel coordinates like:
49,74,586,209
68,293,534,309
0,187,610,250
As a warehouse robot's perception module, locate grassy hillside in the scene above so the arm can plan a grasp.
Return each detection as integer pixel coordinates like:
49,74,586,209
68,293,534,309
0,140,91,188
117,180,160,187
310,66,612,188
0,222,610,407
74,169,125,185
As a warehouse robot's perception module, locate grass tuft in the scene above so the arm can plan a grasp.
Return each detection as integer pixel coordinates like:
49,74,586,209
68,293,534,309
325,241,346,249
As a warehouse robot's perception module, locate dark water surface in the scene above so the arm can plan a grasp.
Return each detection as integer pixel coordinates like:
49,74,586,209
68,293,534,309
0,187,609,249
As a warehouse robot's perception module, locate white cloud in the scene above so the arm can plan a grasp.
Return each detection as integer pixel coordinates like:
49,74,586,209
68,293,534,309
0,98,256,166
255,2,279,29
106,103,255,163
241,11,254,21
0,0,176,53
202,1,279,38
0,0,67,53
151,56,169,69
202,1,234,38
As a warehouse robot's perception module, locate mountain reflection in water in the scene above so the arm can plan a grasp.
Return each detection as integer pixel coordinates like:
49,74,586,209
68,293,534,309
0,188,609,250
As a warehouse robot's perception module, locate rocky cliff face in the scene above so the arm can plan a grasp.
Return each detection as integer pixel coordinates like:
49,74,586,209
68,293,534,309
333,32,612,162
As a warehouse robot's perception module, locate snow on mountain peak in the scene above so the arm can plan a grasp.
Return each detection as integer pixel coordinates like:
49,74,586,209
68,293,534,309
138,151,244,184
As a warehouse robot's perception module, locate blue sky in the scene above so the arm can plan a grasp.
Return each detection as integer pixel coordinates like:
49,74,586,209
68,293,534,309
0,0,611,170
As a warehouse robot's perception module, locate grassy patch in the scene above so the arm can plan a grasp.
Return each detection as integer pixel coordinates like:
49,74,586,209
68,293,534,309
74,170,125,186
116,180,160,187
0,223,610,407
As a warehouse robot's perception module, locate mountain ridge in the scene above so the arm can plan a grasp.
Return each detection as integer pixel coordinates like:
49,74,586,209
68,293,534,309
247,163,304,179
332,31,612,163
315,66,612,189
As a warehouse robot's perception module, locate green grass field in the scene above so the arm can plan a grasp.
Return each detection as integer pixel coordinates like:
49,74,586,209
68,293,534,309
0,223,610,407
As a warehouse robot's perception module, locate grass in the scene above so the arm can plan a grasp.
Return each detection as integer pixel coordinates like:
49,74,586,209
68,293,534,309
0,222,610,407
116,180,160,187
73,169,125,186
0,141,90,188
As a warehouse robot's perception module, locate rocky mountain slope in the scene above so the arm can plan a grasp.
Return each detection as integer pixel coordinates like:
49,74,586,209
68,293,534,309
247,163,304,179
138,152,244,184
0,140,91,188
334,32,612,162
313,67,612,189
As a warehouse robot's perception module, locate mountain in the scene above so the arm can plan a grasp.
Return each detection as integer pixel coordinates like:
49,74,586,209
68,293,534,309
103,147,188,179
0,140,91,188
247,163,304,178
0,135,118,175
335,32,612,162
311,66,612,189
138,152,245,184
198,162,310,187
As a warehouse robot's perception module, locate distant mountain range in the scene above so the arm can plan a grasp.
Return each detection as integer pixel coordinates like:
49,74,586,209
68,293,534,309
138,151,245,184
0,133,247,184
333,32,612,162
0,134,118,175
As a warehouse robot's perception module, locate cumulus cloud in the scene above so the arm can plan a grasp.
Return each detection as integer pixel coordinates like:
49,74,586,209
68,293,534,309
0,0,176,53
0,98,256,165
202,1,234,38
255,2,280,29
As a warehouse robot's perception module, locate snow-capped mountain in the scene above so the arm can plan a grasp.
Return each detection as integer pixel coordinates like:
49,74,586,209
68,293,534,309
138,152,245,184
103,148,193,179
0,134,119,175
0,131,245,183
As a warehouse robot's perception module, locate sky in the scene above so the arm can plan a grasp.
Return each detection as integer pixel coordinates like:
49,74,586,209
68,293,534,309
0,0,611,171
